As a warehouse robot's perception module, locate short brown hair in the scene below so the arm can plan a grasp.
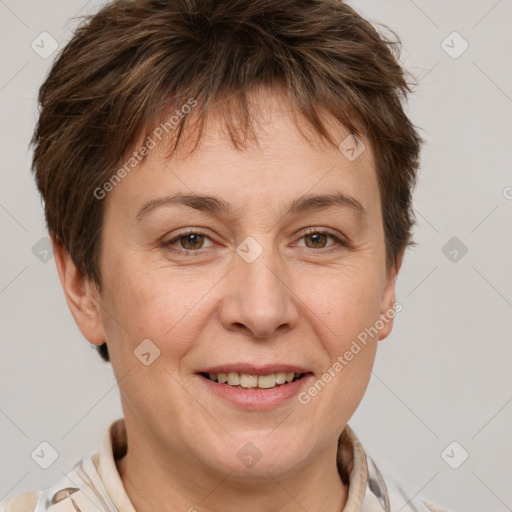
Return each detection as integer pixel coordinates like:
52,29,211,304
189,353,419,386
31,0,423,363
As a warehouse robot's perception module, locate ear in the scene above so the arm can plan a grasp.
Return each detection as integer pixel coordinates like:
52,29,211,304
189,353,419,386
377,249,404,341
51,235,106,347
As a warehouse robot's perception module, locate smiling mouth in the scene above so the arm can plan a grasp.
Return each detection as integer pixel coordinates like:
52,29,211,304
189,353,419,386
199,371,308,390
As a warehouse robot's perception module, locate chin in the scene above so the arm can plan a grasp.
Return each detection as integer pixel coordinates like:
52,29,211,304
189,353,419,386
203,431,309,480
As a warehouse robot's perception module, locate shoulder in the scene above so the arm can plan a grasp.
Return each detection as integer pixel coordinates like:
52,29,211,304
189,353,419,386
339,425,452,512
0,490,41,512
365,456,452,512
1,419,126,512
0,452,102,512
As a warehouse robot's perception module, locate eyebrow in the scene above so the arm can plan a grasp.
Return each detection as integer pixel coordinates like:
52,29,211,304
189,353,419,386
135,191,367,221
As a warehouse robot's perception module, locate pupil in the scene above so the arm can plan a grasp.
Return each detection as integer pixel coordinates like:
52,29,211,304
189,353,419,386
182,233,203,249
306,233,326,248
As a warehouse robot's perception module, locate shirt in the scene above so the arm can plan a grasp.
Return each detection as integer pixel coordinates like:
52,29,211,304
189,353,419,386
1,418,450,512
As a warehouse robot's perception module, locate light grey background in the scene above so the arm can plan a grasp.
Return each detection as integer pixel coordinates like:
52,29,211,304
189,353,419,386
1,1,511,511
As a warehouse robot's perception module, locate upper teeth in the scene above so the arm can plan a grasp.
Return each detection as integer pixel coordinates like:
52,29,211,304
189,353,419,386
208,372,298,389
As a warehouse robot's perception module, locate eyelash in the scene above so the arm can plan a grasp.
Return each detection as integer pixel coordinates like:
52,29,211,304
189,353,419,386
161,227,349,257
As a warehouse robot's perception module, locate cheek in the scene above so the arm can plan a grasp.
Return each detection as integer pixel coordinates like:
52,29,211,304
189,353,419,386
304,265,384,339
100,257,219,364
300,265,383,397
295,271,381,440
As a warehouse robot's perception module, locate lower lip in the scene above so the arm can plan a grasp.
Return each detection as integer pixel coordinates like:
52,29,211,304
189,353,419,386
197,373,313,410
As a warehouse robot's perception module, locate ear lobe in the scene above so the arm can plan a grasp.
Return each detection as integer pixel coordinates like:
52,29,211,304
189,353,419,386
51,235,106,346
377,249,404,341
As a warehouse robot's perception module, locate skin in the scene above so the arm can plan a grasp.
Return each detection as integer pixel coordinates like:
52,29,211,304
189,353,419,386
52,87,403,512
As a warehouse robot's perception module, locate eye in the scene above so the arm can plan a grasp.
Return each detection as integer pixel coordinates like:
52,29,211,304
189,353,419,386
296,228,348,252
161,227,349,257
162,229,215,255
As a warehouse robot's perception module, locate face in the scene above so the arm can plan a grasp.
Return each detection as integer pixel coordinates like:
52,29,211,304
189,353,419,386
57,88,400,481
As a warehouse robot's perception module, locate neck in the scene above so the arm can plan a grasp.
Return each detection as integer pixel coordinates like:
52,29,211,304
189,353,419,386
116,427,348,512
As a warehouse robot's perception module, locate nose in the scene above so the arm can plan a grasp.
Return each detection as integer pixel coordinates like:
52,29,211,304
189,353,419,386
219,243,300,339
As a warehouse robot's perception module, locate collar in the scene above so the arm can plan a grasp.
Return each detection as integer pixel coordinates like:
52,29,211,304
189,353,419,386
93,418,135,512
30,417,391,512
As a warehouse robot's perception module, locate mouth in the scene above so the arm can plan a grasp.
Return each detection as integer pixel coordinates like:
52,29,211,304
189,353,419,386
196,366,314,409
198,371,308,390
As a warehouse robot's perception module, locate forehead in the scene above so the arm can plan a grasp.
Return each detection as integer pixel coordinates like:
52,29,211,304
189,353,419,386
105,87,380,224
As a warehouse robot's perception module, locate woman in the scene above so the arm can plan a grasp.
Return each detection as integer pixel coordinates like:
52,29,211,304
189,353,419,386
2,0,449,510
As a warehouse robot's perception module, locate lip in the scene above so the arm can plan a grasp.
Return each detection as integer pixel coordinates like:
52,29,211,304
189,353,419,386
199,363,311,375
196,370,314,411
